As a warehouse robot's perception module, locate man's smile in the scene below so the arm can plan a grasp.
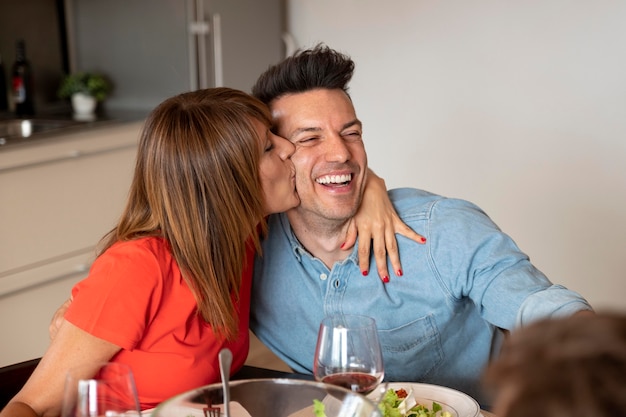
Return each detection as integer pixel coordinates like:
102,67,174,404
315,173,352,186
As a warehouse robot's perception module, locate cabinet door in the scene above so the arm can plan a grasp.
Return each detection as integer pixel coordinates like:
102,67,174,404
0,122,140,367
199,0,285,92
0,267,84,367
0,122,141,294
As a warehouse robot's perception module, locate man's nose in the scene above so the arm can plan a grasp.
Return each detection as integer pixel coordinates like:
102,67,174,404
324,134,351,162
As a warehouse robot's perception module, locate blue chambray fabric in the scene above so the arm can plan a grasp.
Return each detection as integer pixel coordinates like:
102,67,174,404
250,188,592,407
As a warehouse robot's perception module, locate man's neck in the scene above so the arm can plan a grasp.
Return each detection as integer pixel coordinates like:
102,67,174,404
286,211,351,269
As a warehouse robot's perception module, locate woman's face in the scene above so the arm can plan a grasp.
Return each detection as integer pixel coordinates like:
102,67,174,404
254,118,299,214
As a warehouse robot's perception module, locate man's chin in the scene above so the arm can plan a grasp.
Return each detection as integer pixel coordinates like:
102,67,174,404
314,207,358,222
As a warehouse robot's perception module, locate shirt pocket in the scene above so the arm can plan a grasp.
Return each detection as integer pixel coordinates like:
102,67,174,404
378,314,443,381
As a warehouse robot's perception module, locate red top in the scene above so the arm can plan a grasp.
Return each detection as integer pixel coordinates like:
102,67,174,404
65,237,252,409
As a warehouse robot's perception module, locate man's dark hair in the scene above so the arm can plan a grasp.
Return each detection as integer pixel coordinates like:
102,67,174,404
252,44,355,105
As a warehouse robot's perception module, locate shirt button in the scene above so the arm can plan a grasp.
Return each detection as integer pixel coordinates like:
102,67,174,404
320,273,328,281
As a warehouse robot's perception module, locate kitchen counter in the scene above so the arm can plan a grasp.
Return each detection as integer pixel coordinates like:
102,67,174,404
0,109,148,150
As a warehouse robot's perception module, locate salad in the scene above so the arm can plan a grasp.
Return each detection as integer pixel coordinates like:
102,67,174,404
378,388,453,417
313,388,453,417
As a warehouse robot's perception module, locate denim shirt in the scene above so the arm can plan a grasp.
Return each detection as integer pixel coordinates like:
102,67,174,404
250,188,592,406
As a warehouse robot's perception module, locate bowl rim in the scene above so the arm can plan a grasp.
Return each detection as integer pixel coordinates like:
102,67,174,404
151,377,377,416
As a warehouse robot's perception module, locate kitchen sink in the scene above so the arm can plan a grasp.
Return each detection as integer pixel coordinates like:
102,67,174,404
0,118,88,146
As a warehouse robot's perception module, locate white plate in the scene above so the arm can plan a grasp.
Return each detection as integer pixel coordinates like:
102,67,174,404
369,382,481,417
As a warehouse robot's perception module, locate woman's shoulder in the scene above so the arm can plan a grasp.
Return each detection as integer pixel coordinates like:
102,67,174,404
105,236,170,257
96,236,175,277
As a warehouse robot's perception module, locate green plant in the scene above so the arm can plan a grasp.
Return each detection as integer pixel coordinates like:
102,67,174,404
57,72,112,101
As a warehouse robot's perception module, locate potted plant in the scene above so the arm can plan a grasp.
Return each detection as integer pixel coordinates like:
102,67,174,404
57,72,112,118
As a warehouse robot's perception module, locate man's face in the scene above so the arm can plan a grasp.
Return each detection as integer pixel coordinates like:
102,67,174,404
270,88,368,225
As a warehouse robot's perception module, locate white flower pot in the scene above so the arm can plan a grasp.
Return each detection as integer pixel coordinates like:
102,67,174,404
71,93,97,120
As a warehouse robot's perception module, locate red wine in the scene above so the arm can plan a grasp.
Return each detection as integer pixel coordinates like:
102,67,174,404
321,372,379,394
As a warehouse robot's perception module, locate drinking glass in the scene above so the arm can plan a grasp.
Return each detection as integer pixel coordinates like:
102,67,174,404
61,362,141,417
313,314,384,394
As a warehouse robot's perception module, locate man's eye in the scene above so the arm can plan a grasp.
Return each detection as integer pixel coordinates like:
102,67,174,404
343,131,362,141
297,136,318,145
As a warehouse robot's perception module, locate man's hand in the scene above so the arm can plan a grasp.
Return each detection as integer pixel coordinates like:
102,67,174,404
49,297,72,340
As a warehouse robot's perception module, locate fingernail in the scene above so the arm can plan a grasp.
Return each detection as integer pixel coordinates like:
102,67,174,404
382,276,390,283
362,270,368,276
420,237,427,243
340,242,345,249
396,269,403,277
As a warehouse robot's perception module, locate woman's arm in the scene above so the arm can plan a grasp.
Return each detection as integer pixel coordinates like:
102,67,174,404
1,320,120,417
343,169,426,282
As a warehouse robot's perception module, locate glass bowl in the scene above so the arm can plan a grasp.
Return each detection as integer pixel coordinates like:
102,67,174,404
151,378,379,417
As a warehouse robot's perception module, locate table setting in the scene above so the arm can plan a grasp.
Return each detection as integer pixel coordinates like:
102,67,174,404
150,314,494,417
59,314,494,417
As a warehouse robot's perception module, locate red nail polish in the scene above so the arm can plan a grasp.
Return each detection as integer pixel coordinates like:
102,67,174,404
383,276,390,283
362,270,368,276
420,237,427,243
340,242,345,249
397,269,403,277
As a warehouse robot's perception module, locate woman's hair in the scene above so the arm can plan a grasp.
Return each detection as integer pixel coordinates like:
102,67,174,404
251,43,355,105
99,87,271,339
484,312,626,417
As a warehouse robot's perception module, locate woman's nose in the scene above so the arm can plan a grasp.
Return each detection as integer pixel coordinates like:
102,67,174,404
276,135,295,159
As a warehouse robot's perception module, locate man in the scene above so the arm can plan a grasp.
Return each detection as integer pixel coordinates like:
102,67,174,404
249,45,593,407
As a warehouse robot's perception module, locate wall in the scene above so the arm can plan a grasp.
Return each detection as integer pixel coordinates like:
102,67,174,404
286,0,626,311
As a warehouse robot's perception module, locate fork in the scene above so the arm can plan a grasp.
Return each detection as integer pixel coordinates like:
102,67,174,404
203,405,220,417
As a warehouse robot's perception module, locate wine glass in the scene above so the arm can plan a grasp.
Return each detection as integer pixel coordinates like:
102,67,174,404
313,314,384,394
61,362,141,417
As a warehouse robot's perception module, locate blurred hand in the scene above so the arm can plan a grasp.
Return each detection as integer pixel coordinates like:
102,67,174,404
49,297,72,340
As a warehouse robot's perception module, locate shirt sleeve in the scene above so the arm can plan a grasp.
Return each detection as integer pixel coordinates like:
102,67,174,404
65,240,165,350
427,197,591,329
516,284,592,326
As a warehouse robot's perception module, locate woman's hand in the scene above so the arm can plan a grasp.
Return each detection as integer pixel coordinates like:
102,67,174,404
49,297,72,340
343,169,426,282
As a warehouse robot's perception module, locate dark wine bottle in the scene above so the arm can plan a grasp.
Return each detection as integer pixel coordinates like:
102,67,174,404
0,54,9,112
12,39,35,117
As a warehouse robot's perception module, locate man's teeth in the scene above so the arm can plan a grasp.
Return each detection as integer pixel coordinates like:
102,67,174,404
316,174,352,185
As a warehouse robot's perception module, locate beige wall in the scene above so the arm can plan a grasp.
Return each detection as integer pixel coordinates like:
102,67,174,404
287,0,626,311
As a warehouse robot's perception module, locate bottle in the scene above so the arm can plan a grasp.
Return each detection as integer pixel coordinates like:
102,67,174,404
12,39,35,117
0,54,8,112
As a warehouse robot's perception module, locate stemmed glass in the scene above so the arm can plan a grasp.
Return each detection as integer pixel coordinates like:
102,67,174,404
313,314,384,395
61,362,141,417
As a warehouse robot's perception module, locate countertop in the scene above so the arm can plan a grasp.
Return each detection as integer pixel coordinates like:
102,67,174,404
0,109,148,150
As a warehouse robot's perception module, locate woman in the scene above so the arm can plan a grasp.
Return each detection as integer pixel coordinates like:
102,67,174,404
1,88,300,416
2,87,420,417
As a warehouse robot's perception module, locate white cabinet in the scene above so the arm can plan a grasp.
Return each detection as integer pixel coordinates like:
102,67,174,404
0,121,142,366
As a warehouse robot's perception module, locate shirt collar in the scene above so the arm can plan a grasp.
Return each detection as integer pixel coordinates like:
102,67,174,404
278,213,360,267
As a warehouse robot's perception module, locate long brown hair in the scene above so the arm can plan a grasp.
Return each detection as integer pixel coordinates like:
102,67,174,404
99,87,270,339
